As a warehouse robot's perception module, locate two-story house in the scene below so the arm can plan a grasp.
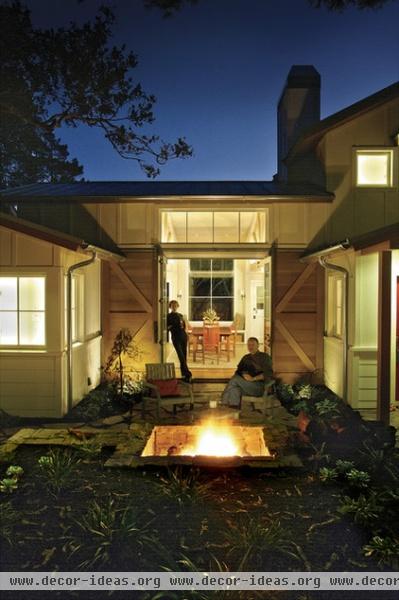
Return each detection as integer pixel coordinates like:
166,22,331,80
1,66,398,426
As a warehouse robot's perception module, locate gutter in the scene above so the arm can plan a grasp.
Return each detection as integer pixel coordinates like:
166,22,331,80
300,240,351,401
66,249,97,413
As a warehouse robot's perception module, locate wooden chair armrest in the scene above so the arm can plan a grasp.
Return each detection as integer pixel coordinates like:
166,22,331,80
263,378,276,395
178,381,194,401
143,381,161,400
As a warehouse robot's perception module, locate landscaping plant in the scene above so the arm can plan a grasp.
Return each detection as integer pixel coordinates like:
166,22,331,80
224,515,305,570
65,497,158,569
37,448,80,496
0,464,24,494
363,535,399,570
0,501,20,545
102,328,143,398
156,467,213,507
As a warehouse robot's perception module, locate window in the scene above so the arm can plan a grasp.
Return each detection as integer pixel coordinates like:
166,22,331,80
0,276,45,346
64,274,84,344
189,259,234,321
327,274,344,338
356,150,393,187
161,211,267,243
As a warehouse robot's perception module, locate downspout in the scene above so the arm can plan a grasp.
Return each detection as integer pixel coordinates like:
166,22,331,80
318,256,349,402
66,250,96,412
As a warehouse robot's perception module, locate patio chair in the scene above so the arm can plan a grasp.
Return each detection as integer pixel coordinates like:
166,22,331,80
140,363,194,419
240,379,277,418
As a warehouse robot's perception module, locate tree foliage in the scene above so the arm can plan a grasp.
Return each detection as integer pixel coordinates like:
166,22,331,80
0,1,192,187
146,0,394,15
309,0,393,9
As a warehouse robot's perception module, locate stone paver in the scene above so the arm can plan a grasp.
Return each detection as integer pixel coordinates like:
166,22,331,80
0,388,301,468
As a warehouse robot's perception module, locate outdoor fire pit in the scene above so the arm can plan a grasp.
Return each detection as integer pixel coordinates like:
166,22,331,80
124,420,277,467
103,416,303,469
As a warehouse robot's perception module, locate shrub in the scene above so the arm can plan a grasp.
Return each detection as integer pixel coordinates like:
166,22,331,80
38,448,80,496
5,465,24,479
65,497,158,569
0,478,18,494
339,493,382,526
0,501,20,545
319,467,338,483
224,515,304,570
156,467,213,507
345,468,371,489
363,535,399,569
335,459,355,474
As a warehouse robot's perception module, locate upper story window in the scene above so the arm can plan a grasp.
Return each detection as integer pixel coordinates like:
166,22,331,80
356,149,393,187
161,210,267,244
0,276,45,346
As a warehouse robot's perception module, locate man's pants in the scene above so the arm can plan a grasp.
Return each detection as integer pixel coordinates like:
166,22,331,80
171,334,192,379
221,374,264,408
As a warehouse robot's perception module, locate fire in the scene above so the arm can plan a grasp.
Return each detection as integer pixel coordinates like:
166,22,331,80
182,423,239,457
140,423,271,459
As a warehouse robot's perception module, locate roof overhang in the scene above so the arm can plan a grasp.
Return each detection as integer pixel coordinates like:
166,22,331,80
301,223,399,262
0,194,335,204
0,212,125,261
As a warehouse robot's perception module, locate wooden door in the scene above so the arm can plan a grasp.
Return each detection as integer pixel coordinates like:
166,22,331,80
101,250,158,372
271,250,324,383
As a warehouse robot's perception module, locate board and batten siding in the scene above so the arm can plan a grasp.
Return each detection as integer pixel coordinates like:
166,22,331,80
101,249,159,374
0,225,102,417
272,250,324,383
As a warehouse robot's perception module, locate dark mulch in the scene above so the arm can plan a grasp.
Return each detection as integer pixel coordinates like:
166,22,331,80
1,444,398,600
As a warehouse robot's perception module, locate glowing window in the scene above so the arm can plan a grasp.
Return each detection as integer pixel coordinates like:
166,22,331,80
356,150,392,187
0,276,45,346
327,274,344,339
161,210,267,243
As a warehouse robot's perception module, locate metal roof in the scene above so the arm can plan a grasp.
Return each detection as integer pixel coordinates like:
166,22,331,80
0,180,334,201
0,211,124,259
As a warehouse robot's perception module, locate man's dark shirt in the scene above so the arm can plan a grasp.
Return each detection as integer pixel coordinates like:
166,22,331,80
167,311,186,338
236,351,273,380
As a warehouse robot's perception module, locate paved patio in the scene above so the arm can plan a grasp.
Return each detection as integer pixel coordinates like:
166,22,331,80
0,390,301,467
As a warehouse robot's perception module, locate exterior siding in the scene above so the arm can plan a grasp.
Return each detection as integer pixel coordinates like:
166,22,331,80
272,250,324,383
0,226,102,417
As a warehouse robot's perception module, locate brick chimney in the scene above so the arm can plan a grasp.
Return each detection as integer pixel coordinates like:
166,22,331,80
277,65,321,181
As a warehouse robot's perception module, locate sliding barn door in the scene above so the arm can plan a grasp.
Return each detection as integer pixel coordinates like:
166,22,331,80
101,250,158,371
272,250,324,383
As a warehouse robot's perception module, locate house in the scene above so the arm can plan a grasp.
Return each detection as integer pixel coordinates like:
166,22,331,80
0,65,398,425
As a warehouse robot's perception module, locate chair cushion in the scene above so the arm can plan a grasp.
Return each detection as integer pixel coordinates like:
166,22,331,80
148,378,180,397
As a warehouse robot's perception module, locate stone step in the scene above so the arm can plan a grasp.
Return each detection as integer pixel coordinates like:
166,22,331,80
192,382,226,393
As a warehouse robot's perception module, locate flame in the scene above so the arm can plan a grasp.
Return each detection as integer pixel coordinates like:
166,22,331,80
183,422,239,457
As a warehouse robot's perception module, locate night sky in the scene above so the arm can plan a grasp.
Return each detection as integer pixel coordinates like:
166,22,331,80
25,0,399,181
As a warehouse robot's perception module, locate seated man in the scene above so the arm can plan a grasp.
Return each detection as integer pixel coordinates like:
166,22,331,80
221,337,273,409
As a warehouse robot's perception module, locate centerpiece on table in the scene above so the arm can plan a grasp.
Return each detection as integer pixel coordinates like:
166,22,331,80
202,307,220,325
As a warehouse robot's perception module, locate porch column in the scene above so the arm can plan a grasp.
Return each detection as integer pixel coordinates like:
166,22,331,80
377,250,391,424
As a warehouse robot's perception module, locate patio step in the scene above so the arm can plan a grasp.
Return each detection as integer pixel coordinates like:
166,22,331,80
192,381,227,393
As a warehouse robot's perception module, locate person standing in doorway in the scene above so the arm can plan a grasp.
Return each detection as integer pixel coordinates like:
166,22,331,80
167,300,192,382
